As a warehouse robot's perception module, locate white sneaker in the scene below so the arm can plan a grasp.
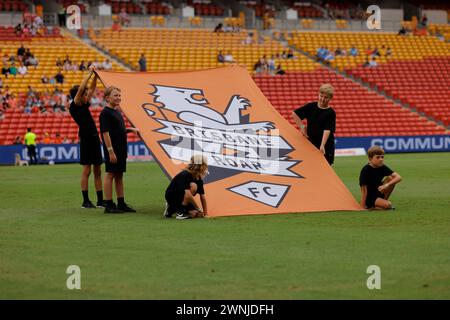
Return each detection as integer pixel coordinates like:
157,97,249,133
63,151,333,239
176,212,191,220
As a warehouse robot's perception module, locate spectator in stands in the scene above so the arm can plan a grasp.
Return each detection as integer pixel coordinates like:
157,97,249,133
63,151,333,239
14,23,23,36
287,49,294,59
54,133,63,144
119,8,130,27
27,86,36,98
386,47,392,57
22,24,31,36
223,23,233,33
23,48,32,60
217,51,225,63
275,64,286,75
90,93,102,108
62,136,70,144
9,63,18,77
292,84,336,165
349,46,358,57
24,128,38,165
25,54,39,68
7,93,17,110
18,63,27,77
57,5,66,28
49,93,59,112
359,145,402,210
0,110,4,121
369,57,378,68
243,32,254,45
102,59,113,70
92,60,101,69
362,57,370,68
253,59,264,74
398,26,407,36
33,15,44,30
112,20,121,32
79,60,87,71
0,90,8,110
138,54,147,72
69,65,105,209
2,63,10,78
55,69,64,84
3,85,11,99
63,55,71,65
372,47,381,57
13,136,22,145
70,61,79,72
100,86,139,213
421,14,428,27
224,52,234,63
56,57,63,67
17,44,26,58
42,132,52,144
214,23,223,33
267,55,276,74
365,46,374,56
63,60,72,71
2,54,9,65
281,51,288,59
323,51,335,65
0,77,3,89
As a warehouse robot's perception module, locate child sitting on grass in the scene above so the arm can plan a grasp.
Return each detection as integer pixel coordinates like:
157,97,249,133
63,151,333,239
359,146,402,210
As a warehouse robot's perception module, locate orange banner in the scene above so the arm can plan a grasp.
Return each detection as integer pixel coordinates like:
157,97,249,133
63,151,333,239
97,66,361,217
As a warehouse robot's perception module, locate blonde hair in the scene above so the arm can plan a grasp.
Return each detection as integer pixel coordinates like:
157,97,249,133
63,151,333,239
186,154,208,180
368,145,385,158
104,86,121,99
319,84,334,98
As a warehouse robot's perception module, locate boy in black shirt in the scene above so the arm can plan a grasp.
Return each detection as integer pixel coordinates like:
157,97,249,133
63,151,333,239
292,84,336,165
69,65,104,209
164,155,209,220
100,86,139,214
359,146,402,210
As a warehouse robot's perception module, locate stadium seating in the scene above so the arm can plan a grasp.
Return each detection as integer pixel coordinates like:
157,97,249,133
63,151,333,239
0,0,28,12
0,32,129,145
254,69,446,137
90,28,321,73
288,31,450,126
288,31,450,71
348,57,450,126
1,27,448,146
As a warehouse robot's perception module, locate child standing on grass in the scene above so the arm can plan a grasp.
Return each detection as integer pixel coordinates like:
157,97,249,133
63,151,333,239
359,146,402,210
164,154,209,220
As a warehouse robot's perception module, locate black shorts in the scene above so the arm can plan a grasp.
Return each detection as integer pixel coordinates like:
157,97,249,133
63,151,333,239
365,190,384,208
166,189,189,215
79,135,103,165
105,156,126,173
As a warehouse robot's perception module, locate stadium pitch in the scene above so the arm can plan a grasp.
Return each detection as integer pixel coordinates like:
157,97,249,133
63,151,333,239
0,152,449,299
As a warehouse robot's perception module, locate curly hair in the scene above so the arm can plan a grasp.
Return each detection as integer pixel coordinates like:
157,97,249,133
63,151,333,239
185,154,208,180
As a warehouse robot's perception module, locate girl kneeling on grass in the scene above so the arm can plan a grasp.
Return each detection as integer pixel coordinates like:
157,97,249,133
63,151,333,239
164,154,209,220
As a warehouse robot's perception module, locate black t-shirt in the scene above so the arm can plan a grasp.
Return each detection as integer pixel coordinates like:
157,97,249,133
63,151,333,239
294,102,336,152
359,164,394,195
166,170,205,196
99,106,127,157
69,101,98,137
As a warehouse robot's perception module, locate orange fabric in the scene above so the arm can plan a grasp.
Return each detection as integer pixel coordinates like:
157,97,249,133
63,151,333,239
96,66,361,217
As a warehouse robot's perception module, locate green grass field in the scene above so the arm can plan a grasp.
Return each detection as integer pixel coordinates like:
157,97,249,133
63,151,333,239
1,153,449,299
